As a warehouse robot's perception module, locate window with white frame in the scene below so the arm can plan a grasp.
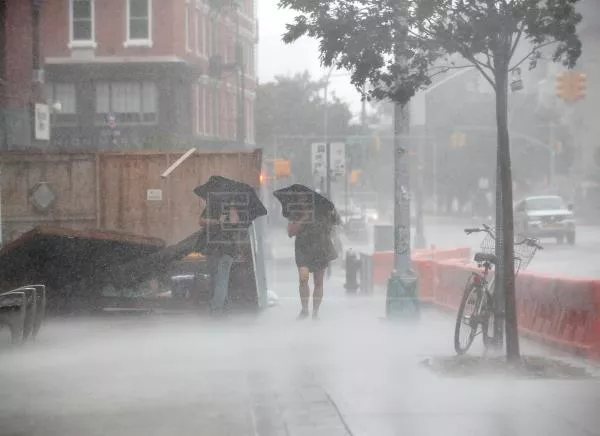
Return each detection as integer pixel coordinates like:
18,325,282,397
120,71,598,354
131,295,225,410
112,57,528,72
70,0,94,44
195,84,205,135
95,82,157,124
185,0,191,52
205,89,212,136
245,42,255,76
194,7,201,55
211,88,220,136
126,0,151,44
208,17,219,57
46,83,77,124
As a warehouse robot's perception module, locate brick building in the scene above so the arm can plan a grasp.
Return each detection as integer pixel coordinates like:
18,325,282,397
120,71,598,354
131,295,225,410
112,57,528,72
41,0,257,149
0,0,41,149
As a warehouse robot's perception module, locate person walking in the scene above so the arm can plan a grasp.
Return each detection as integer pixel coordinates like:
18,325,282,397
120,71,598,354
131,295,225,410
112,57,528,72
287,206,337,320
199,205,240,316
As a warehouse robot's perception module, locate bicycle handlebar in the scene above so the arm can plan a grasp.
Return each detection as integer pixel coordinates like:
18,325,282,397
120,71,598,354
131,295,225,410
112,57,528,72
463,224,543,250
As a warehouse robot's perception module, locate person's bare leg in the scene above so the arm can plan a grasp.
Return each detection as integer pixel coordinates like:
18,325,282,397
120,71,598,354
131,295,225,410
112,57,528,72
298,267,310,318
312,268,325,319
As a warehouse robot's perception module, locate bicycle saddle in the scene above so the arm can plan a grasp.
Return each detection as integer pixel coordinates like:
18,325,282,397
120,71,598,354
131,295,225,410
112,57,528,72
474,252,497,265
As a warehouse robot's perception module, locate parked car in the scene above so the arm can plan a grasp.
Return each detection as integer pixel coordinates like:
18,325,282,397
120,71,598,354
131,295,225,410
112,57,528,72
514,195,576,244
364,208,380,222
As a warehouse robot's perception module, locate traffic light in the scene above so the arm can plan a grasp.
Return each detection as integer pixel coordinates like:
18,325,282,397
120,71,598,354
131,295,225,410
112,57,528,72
450,132,466,148
573,73,587,100
273,159,291,178
556,72,586,102
259,171,265,185
350,169,361,184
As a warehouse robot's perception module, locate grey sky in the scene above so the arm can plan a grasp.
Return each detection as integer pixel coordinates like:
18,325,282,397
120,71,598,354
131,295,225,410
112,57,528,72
257,1,365,117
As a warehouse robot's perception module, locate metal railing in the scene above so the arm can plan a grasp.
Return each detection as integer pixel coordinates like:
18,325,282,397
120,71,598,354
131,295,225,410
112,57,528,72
0,284,46,344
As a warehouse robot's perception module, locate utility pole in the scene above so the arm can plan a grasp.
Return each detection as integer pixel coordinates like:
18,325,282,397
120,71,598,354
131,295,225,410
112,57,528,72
323,67,334,200
386,11,419,319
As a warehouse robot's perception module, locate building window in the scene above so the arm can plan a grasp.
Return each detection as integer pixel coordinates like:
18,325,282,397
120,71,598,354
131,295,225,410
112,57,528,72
125,0,152,46
210,88,219,137
245,42,255,76
185,0,191,52
95,82,157,124
205,90,211,136
47,83,77,125
201,86,207,134
195,84,204,135
70,0,95,47
195,8,203,56
208,17,218,57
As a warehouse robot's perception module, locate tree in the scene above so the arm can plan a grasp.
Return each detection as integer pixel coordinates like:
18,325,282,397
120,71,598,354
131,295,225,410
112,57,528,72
280,0,582,361
256,71,359,149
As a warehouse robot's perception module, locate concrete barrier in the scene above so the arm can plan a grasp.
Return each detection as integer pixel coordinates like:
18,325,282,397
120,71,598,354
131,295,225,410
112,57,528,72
368,247,471,288
417,255,600,361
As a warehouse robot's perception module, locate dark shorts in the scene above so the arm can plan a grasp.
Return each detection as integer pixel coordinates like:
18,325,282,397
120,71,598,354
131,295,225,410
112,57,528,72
295,235,332,273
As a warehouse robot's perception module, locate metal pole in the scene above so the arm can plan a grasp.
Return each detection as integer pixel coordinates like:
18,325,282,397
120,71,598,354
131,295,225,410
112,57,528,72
549,122,555,186
0,169,3,246
344,153,349,214
414,125,426,249
386,11,419,319
324,74,332,200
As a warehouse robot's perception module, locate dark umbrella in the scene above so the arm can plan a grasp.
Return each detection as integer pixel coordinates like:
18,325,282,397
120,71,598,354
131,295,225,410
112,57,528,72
193,175,267,227
273,184,338,222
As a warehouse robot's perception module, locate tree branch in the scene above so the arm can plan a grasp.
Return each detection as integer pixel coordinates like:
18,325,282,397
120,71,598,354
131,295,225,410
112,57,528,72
508,40,557,72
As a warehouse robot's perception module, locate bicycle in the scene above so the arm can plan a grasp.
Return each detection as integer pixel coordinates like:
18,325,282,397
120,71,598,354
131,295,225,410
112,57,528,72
454,223,543,355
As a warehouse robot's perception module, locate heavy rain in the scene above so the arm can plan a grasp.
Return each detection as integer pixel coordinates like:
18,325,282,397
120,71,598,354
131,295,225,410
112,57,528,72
1,1,599,435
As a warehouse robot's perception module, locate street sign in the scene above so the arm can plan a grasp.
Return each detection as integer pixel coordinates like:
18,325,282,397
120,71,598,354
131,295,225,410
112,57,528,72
34,103,50,140
311,142,327,178
311,142,346,178
147,189,163,201
330,142,346,177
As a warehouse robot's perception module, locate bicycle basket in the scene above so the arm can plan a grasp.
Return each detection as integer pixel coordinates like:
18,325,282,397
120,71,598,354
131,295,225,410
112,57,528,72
478,227,539,275
479,229,496,255
513,233,538,273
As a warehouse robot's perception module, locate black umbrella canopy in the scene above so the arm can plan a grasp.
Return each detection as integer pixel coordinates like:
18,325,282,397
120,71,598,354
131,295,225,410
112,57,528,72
273,184,337,221
193,175,267,226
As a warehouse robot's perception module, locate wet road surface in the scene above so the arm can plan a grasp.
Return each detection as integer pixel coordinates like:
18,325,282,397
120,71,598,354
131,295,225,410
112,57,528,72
1,264,599,436
266,216,600,278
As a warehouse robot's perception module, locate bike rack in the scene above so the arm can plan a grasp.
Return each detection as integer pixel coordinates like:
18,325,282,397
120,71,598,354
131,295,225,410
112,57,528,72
0,284,46,344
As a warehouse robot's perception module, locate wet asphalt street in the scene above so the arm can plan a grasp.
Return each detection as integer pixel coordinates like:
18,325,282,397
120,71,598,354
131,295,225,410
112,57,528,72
1,259,599,436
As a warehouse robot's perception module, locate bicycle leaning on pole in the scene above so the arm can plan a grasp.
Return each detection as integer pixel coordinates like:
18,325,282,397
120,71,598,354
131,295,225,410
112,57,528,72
454,223,543,355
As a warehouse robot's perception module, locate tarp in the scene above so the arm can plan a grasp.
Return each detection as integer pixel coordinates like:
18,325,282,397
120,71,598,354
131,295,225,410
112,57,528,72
0,226,165,292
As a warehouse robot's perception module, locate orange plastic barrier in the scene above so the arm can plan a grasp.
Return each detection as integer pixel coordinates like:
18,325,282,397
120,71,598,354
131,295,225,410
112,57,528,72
515,273,600,359
371,251,395,286
422,256,600,361
370,247,471,288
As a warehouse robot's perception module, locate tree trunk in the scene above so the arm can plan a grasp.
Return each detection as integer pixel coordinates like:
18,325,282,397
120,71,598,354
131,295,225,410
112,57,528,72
494,61,520,361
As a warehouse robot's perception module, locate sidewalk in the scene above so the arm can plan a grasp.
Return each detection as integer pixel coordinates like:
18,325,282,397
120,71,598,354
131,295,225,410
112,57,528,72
0,274,598,436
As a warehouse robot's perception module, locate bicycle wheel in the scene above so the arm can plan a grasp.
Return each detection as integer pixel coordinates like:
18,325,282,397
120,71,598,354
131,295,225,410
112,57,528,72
481,291,495,348
454,278,483,355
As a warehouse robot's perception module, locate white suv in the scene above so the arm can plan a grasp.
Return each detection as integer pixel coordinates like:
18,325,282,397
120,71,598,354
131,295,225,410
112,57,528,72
514,195,576,245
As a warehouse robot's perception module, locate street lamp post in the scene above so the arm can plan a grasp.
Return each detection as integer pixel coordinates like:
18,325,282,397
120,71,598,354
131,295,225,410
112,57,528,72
323,67,334,200
386,13,419,318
